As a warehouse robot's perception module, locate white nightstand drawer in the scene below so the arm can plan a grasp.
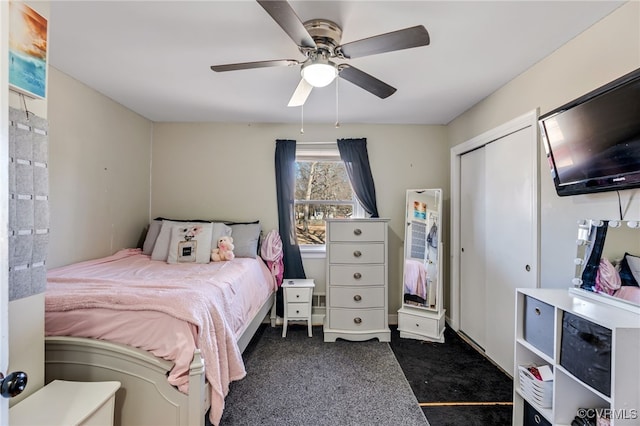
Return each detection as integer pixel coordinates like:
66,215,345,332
286,302,310,319
329,308,385,331
329,265,385,286
329,243,384,264
398,311,445,336
328,221,385,242
285,287,312,303
330,286,384,309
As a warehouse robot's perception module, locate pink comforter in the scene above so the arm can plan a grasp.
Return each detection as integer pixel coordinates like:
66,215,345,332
45,248,276,425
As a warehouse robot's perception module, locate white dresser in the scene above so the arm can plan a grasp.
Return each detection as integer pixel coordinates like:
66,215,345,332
324,218,390,342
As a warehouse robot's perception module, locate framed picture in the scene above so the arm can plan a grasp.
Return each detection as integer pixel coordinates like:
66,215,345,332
8,1,48,99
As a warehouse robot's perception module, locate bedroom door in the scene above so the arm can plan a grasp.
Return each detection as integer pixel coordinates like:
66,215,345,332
1,2,9,422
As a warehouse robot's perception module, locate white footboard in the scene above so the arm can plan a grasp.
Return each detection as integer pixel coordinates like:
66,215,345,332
45,336,208,426
44,292,276,426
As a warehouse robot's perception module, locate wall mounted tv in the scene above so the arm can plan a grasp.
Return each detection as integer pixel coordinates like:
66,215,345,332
539,67,640,196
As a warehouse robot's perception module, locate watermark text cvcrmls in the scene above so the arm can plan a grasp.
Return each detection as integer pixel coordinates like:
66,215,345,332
577,408,638,420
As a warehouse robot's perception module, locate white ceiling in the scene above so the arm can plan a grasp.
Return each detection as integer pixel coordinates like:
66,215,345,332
49,1,625,125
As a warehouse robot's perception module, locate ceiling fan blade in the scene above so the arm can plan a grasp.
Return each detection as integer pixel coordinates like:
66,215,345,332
257,0,316,49
211,59,299,72
288,79,313,107
337,25,430,59
338,65,397,99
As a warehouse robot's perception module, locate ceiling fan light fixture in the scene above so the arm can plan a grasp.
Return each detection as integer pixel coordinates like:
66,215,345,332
301,59,337,88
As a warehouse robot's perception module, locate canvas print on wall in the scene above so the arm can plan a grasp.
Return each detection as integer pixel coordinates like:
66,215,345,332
9,1,48,99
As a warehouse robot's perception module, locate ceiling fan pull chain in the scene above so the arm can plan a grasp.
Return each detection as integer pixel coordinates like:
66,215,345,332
335,77,340,128
300,104,304,134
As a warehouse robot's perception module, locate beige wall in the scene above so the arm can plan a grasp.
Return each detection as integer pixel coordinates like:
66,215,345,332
151,122,449,312
47,67,153,268
447,1,640,288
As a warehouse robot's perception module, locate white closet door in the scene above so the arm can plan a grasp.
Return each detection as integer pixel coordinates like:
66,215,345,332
484,127,537,373
459,147,486,349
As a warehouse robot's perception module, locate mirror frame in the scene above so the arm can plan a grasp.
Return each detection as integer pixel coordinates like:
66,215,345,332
401,189,443,313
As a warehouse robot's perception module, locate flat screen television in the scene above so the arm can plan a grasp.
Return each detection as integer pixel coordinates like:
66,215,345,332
539,67,640,196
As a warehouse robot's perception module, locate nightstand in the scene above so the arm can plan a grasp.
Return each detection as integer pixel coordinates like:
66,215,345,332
282,278,315,338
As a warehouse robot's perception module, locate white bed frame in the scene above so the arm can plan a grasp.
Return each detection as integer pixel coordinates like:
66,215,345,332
45,293,276,426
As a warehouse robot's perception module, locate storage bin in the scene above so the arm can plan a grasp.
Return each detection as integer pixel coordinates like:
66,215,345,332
523,400,552,426
560,312,612,396
518,365,553,408
523,295,554,357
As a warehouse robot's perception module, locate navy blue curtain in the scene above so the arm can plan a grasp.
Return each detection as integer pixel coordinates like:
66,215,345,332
275,140,306,316
581,221,608,291
337,138,380,217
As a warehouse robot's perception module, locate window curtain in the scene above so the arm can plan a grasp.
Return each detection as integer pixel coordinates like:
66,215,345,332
337,138,380,218
581,221,608,291
275,140,306,315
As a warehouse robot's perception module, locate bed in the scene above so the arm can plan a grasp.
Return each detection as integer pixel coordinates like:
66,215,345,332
44,220,278,426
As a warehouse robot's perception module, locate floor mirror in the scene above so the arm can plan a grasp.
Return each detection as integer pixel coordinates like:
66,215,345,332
397,189,446,342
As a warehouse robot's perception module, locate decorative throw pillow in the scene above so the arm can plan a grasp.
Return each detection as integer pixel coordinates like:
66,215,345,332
142,220,163,255
167,223,213,264
619,252,640,286
152,220,212,262
229,222,261,258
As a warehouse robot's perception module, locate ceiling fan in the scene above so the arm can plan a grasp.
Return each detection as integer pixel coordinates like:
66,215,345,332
210,0,430,107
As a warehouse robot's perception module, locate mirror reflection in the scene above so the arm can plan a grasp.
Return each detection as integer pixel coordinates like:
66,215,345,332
574,220,640,307
403,189,441,310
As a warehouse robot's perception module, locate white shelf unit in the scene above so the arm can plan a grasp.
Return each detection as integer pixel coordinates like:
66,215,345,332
513,288,640,426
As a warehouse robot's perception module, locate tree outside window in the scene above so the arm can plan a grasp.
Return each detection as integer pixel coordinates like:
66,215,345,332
295,146,361,246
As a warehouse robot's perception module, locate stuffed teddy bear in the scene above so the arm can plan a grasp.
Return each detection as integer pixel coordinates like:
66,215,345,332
211,236,235,261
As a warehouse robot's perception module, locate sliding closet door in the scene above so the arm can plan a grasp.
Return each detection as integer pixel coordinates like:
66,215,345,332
483,128,537,372
456,114,538,374
459,147,486,349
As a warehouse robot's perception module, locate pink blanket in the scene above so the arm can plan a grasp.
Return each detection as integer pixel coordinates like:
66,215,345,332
45,248,275,425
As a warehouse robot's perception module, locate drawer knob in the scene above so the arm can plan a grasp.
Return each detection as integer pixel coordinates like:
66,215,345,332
353,294,362,302
353,272,362,279
416,323,420,327
534,307,541,316
353,228,362,236
296,294,300,298
354,317,362,324
353,250,362,258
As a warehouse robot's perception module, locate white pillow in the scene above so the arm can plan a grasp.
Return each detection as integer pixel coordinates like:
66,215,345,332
152,220,212,263
167,223,213,264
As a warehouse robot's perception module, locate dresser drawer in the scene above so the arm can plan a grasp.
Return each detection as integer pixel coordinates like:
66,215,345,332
329,265,385,286
330,286,384,309
328,308,385,331
329,243,384,264
284,287,312,303
328,221,385,242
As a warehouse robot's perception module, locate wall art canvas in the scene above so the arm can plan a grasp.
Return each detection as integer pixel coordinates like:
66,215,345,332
9,1,48,99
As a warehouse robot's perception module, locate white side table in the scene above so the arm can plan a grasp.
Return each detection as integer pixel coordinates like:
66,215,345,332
282,278,315,338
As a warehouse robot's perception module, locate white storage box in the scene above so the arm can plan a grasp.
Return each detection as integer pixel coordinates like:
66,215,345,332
518,365,553,408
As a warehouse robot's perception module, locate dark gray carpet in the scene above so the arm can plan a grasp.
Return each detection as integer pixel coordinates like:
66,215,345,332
390,325,513,426
217,324,429,426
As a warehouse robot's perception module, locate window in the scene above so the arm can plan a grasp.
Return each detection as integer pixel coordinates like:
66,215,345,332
295,143,363,251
